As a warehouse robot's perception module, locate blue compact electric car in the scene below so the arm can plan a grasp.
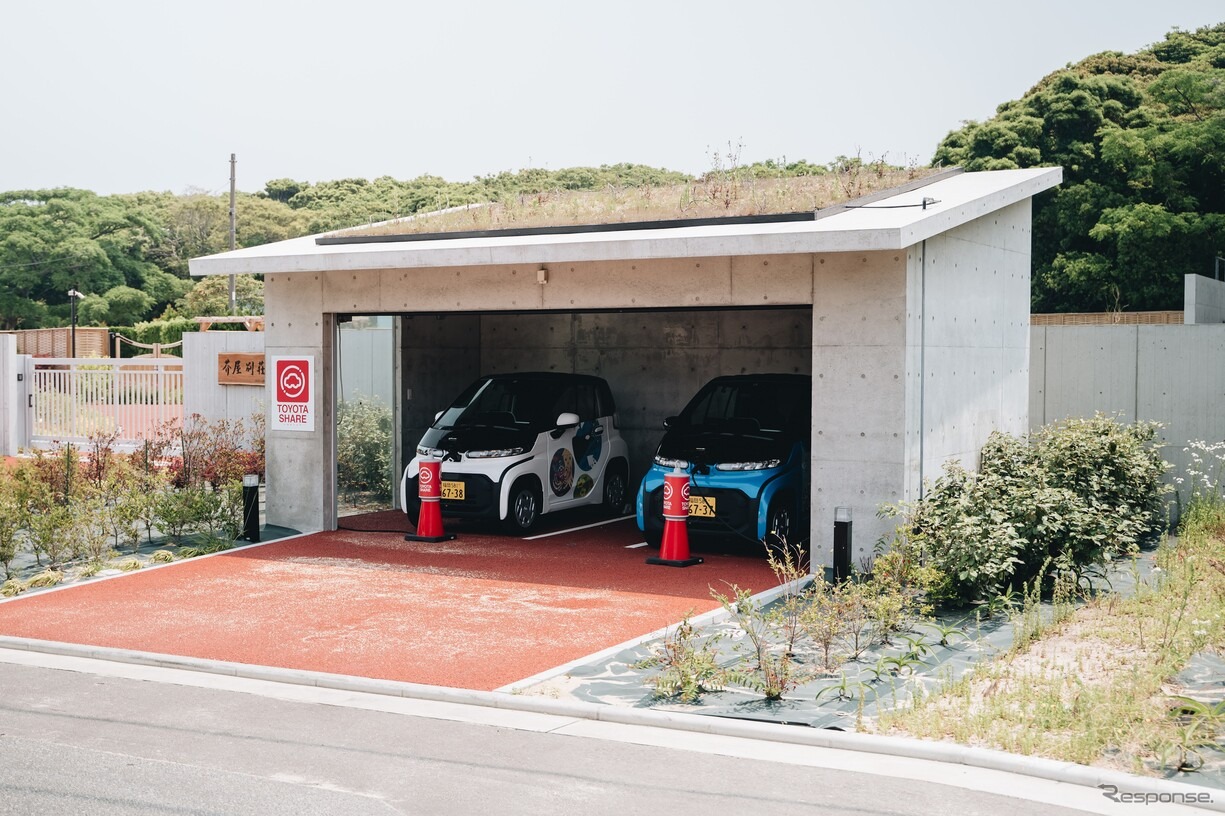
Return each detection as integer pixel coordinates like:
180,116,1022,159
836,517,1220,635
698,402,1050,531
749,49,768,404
636,374,811,548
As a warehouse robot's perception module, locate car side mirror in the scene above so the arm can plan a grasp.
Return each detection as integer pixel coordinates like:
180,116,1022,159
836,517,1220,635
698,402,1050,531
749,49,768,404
556,412,580,429
433,410,444,423
663,415,678,430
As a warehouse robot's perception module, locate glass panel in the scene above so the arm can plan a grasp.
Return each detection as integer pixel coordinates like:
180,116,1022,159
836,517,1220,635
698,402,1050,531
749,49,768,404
336,316,397,516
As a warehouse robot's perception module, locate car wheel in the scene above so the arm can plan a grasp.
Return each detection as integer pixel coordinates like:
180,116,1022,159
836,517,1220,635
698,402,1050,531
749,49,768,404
644,527,662,549
602,462,629,516
503,479,541,534
765,494,793,550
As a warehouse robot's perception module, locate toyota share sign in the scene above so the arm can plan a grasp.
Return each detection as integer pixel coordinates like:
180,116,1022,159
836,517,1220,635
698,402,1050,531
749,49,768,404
272,356,314,431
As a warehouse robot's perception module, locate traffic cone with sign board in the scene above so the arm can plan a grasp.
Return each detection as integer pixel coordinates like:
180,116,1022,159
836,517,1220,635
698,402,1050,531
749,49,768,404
646,468,703,567
405,458,457,543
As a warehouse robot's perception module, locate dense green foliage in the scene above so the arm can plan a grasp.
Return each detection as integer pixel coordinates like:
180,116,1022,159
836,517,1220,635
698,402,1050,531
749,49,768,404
0,164,695,330
935,23,1225,312
904,415,1170,604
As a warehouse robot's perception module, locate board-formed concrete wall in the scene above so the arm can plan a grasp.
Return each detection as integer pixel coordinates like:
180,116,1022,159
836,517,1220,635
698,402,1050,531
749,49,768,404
1031,323,1225,508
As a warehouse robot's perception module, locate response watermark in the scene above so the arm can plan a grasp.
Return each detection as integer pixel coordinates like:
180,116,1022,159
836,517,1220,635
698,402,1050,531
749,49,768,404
1098,783,1215,805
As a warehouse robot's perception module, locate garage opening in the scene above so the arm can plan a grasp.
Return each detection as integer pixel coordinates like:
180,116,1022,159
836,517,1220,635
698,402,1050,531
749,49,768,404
400,306,811,489
336,305,813,548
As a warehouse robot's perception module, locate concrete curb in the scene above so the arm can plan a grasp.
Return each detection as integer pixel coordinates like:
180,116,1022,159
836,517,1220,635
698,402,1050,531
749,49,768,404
1,634,1219,812
0,529,313,606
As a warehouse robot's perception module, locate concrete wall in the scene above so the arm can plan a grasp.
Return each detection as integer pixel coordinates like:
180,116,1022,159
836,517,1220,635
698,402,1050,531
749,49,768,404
264,234,1027,542
183,332,267,425
0,336,26,456
907,200,1032,493
265,256,816,534
809,203,1031,569
811,251,908,569
1030,324,1225,507
338,322,395,408
1186,274,1225,325
264,273,337,532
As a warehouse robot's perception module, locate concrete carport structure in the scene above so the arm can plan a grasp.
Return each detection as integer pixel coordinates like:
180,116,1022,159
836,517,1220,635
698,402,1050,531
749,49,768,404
190,166,1061,568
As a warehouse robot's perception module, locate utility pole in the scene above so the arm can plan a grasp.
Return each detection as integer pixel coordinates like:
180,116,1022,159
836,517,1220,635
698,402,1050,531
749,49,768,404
228,153,237,314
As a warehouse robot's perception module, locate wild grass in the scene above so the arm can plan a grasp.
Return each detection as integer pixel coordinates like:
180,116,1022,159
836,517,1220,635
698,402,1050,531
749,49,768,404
876,496,1225,776
353,160,938,236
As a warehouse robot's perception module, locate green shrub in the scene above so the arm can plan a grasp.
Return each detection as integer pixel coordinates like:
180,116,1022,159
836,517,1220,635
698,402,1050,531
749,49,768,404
153,486,215,544
0,469,22,579
336,396,392,500
904,415,1170,605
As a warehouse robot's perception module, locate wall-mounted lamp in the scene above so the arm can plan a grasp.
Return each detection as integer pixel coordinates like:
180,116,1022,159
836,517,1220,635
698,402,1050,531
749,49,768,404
537,266,548,285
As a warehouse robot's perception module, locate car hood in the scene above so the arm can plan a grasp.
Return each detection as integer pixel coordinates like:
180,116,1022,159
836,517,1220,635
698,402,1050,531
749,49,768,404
656,427,793,467
418,424,537,458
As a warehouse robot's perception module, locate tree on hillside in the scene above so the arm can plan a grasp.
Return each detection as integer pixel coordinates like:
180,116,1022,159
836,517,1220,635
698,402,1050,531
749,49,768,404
0,189,167,329
177,275,263,318
934,23,1225,313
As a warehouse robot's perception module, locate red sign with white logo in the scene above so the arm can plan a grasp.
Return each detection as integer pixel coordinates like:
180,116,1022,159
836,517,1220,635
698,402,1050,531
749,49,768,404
418,459,441,499
271,356,315,431
662,472,690,519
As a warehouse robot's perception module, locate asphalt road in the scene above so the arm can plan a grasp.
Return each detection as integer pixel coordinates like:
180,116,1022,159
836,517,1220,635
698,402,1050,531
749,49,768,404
0,656,1182,816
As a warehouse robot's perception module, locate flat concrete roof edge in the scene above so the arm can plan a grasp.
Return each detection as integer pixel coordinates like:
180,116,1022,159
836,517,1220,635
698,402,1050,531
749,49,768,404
188,168,1062,277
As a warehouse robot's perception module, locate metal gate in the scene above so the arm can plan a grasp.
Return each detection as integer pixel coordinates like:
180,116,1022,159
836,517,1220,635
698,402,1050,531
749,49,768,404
26,357,185,448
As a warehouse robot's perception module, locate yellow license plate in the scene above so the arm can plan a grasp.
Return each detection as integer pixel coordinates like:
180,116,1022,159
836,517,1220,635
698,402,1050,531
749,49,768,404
441,481,465,500
689,496,716,517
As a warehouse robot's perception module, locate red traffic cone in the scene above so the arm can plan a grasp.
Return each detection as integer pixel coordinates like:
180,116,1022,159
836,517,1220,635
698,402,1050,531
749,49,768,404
405,458,457,543
647,468,703,567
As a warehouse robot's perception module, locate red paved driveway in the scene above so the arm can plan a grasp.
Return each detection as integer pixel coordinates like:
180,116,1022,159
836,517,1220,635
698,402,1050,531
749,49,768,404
0,518,778,691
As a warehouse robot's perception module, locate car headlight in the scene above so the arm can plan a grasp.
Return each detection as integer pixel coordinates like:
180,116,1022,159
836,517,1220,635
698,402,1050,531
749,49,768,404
416,446,444,458
466,447,527,459
716,459,782,471
653,456,690,469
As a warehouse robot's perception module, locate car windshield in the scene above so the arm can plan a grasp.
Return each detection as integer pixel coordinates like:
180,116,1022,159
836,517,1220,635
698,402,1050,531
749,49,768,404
677,380,807,435
435,378,569,431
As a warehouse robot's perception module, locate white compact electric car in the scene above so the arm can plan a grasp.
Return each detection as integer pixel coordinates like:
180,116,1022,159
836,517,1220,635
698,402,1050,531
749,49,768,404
400,372,630,533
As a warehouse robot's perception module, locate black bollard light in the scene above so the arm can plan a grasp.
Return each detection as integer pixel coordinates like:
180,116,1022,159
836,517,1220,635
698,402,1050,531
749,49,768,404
833,506,852,582
242,474,261,542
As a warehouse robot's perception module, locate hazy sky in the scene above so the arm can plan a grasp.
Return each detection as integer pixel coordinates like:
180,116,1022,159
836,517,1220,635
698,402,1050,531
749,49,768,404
2,1,1220,196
